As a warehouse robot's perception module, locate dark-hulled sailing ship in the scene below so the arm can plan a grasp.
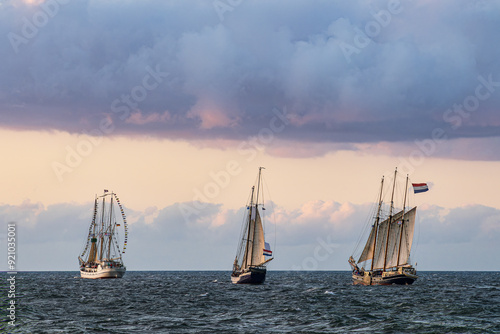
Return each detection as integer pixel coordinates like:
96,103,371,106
349,168,418,285
231,167,273,284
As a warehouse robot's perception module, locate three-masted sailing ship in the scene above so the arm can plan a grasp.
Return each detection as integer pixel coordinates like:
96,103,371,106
231,167,274,284
78,190,128,279
349,168,418,285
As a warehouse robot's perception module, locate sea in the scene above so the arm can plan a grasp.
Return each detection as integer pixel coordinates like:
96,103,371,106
1,271,499,333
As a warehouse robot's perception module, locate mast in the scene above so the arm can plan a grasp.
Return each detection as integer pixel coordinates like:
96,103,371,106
99,195,106,262
396,175,409,267
243,186,255,268
370,176,384,272
88,196,98,263
253,167,265,266
383,168,397,271
107,195,114,260
255,167,264,207
248,167,265,268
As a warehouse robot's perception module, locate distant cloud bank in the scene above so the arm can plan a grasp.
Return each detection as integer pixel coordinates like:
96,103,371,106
1,199,499,271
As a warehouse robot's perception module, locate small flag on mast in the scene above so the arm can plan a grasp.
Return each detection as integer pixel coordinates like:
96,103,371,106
412,183,429,194
104,189,109,193
263,242,272,256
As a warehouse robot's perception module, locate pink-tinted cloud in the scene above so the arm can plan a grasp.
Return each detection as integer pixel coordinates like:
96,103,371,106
126,111,171,125
1,0,500,160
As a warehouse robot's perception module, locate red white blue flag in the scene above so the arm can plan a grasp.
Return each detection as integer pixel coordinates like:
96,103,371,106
263,242,272,256
412,183,429,194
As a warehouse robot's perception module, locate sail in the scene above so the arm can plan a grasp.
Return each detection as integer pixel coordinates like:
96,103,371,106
372,207,417,269
390,207,416,267
251,208,266,266
242,206,266,268
358,226,376,263
241,207,254,269
88,239,97,263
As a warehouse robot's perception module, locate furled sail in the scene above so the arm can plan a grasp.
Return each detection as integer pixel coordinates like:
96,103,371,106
88,239,97,263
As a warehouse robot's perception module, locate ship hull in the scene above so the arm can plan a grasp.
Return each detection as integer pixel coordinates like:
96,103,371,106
80,267,126,279
231,267,266,284
352,269,417,286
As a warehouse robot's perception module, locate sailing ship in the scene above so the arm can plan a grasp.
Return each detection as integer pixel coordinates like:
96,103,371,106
231,167,274,284
349,168,418,285
78,190,128,279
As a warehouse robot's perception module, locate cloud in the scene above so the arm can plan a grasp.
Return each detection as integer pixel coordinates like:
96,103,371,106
2,198,498,271
125,111,171,125
1,0,500,159
418,204,500,244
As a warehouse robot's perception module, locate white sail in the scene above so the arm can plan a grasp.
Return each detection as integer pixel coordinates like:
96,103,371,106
241,206,254,269
242,206,266,269
388,207,416,267
372,220,389,269
370,207,417,270
350,170,419,286
251,208,266,266
232,166,273,286
358,226,376,263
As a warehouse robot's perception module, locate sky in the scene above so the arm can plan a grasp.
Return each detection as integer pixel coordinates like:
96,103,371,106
0,0,499,272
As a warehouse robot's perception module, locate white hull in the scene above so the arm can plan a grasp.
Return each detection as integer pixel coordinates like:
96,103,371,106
80,266,126,279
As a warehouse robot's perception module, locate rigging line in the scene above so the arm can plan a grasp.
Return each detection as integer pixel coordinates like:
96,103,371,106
113,192,128,251
260,172,266,231
80,197,99,257
235,187,255,267
405,176,419,264
236,189,253,250
351,184,381,257
261,174,277,256
352,201,376,256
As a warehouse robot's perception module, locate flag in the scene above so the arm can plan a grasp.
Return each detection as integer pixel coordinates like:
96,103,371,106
263,242,272,256
412,183,429,193
104,189,109,193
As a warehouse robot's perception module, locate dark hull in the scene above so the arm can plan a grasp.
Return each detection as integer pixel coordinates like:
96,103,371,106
231,267,266,284
352,269,417,286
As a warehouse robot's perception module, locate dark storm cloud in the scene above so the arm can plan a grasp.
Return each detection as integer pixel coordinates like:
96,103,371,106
1,0,500,146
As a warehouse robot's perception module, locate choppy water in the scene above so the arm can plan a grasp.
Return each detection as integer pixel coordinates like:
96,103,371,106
1,271,499,333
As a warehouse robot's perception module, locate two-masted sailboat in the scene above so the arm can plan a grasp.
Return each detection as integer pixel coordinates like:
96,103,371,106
231,167,274,284
349,169,418,285
78,190,128,279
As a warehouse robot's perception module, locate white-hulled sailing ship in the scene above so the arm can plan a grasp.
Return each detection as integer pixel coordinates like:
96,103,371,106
231,167,274,284
349,168,418,285
78,190,128,279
